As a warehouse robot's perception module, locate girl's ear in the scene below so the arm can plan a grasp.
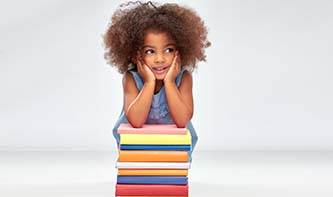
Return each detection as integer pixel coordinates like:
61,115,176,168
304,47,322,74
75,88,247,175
137,51,142,58
136,51,143,63
130,56,136,65
131,52,139,64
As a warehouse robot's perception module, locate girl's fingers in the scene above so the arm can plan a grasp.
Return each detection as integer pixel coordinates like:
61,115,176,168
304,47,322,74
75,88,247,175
174,54,181,70
171,54,178,69
137,57,145,76
137,52,145,68
137,57,146,72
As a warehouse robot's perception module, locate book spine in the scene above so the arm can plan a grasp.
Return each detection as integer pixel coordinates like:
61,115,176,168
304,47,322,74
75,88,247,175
117,169,188,176
118,150,188,162
115,184,188,196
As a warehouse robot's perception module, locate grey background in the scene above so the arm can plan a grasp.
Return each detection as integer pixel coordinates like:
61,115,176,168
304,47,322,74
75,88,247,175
0,0,332,151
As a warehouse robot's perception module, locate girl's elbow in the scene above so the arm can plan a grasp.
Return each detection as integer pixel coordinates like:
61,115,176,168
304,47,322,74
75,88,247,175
128,119,144,128
173,112,192,128
175,118,190,128
175,123,187,128
125,112,145,128
131,122,144,128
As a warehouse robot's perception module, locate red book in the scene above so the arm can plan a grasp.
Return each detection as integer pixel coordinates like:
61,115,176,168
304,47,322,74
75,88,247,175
115,184,188,196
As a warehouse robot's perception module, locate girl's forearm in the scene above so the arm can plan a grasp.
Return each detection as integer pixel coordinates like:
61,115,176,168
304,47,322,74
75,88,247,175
164,82,193,128
126,81,155,127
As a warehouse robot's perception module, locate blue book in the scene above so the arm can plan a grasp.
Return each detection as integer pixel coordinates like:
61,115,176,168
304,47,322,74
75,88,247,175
117,175,188,185
120,144,191,151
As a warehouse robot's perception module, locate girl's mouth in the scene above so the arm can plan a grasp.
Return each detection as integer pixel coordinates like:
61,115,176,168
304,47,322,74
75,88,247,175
152,66,169,74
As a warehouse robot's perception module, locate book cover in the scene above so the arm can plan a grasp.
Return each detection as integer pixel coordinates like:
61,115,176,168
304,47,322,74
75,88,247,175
118,150,188,162
115,184,189,196
120,131,191,145
118,169,188,176
120,144,191,151
117,175,188,185
118,123,187,135
116,162,191,169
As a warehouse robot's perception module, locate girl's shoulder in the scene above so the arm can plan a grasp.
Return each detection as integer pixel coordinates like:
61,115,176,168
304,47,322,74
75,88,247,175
179,69,192,81
123,68,144,90
178,69,193,88
122,70,135,86
123,68,138,80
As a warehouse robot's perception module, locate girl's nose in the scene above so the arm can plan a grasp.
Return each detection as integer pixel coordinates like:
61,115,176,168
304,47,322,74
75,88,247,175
154,53,165,63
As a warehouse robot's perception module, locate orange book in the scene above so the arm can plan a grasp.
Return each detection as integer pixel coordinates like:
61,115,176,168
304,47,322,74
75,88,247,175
118,169,188,176
118,150,188,162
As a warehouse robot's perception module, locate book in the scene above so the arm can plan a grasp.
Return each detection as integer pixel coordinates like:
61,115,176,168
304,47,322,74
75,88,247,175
116,196,187,197
120,131,191,145
117,175,188,185
118,123,187,135
118,169,188,176
115,184,188,196
118,150,188,162
120,144,191,151
116,162,191,169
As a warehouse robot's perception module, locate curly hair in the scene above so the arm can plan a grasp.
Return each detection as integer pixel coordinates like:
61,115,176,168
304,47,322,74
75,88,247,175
103,1,211,74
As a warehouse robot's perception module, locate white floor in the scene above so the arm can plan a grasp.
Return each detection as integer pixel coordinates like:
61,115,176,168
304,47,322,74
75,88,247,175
0,151,332,197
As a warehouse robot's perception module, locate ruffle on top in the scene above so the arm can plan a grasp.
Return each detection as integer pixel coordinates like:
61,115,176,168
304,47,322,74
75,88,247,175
148,88,169,120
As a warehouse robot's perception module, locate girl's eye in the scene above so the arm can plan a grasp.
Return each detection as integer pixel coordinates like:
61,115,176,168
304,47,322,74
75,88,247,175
145,49,154,54
165,48,174,53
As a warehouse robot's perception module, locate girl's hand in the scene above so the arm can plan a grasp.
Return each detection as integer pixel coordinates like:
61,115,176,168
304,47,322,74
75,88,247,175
164,51,181,83
137,55,155,83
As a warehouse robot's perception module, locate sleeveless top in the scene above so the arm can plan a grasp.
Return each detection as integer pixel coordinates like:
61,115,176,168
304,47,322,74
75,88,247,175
112,68,198,152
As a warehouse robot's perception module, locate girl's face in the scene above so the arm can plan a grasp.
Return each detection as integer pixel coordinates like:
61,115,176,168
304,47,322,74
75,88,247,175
140,31,177,80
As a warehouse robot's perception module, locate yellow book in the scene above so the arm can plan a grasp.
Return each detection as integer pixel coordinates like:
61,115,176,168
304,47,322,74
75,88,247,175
120,130,191,145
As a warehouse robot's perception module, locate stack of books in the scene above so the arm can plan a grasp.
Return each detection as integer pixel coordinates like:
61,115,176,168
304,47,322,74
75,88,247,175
115,123,192,196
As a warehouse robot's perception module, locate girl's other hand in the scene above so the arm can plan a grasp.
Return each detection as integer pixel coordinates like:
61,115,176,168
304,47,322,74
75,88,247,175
164,51,181,83
137,55,155,83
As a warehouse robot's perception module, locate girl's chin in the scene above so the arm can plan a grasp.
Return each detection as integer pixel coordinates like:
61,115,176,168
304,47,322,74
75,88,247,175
154,74,167,81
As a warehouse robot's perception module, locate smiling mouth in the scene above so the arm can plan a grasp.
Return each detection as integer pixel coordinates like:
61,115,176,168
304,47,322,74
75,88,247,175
152,66,169,73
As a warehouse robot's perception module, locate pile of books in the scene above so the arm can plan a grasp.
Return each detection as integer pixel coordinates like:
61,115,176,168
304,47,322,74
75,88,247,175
115,123,192,196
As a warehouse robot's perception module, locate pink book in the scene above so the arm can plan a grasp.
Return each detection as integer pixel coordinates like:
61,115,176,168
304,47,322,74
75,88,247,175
117,123,187,135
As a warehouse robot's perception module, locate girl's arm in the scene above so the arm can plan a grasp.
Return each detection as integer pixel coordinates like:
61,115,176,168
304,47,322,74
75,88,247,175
164,70,194,128
122,71,155,128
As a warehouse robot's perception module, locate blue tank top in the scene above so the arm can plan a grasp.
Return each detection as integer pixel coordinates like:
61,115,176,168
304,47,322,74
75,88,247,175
112,68,198,152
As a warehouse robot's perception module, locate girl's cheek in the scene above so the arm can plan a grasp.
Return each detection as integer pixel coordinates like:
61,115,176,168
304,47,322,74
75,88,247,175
143,57,152,66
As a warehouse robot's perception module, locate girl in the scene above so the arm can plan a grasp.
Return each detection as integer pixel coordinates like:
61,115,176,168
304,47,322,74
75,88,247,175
103,1,210,159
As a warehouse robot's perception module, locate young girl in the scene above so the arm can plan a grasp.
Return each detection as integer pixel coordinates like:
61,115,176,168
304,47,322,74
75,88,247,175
103,1,210,159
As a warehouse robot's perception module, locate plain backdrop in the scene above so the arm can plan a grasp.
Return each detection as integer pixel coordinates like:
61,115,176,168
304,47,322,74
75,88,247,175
0,0,332,151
